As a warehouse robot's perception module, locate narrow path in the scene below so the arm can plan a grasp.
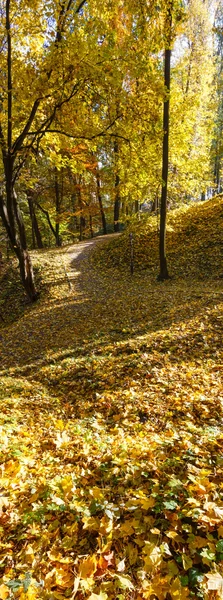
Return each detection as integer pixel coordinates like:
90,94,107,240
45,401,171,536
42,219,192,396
0,233,222,376
64,233,120,289
0,234,122,372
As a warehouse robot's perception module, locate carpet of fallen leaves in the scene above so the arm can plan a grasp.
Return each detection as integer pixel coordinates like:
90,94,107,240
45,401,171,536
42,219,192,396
0,197,223,600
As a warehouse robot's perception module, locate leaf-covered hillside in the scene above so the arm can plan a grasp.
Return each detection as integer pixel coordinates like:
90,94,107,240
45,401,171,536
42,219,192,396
0,198,223,600
92,195,223,279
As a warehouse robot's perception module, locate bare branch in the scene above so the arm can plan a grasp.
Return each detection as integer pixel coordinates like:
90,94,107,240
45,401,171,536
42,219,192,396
32,126,129,143
12,99,40,155
75,0,87,14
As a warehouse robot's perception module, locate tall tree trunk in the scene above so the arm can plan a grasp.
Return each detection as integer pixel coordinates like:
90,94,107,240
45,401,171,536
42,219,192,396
114,140,120,232
27,192,44,249
54,167,62,246
158,8,172,282
77,177,85,241
35,201,58,243
96,172,107,235
0,193,38,301
89,213,93,238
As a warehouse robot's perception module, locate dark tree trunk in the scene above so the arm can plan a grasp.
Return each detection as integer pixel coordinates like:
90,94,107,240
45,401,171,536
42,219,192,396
0,193,38,301
54,167,62,246
114,174,120,232
77,177,85,241
114,140,120,232
151,195,159,212
27,193,44,249
96,172,107,235
158,30,172,281
35,201,58,244
70,193,78,241
89,213,93,238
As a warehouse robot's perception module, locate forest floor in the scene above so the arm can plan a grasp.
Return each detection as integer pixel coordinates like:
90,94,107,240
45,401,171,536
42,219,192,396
0,197,223,600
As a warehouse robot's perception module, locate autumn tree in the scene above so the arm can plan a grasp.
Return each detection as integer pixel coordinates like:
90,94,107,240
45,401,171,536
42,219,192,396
0,0,99,299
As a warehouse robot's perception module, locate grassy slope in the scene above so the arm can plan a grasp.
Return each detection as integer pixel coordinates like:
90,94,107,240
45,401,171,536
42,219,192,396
0,196,223,600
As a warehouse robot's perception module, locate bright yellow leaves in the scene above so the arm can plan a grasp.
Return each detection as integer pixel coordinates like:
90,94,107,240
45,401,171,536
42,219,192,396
1,197,223,599
79,555,97,579
143,543,163,571
0,585,9,600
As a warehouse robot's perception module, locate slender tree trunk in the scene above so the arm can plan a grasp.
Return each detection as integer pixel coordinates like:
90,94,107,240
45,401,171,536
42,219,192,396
158,8,172,282
96,172,107,234
35,200,58,244
114,140,120,232
54,167,62,246
70,193,78,241
27,193,44,249
89,213,93,238
0,193,38,300
77,177,85,241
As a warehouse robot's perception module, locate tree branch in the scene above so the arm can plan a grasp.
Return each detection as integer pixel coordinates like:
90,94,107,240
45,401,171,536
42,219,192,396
24,112,124,142
34,201,57,238
12,99,40,155
75,0,87,14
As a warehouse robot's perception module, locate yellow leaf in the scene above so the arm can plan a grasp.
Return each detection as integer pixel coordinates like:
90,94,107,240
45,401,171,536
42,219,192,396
48,550,73,564
25,544,35,564
127,543,138,565
143,544,162,571
60,476,73,496
139,497,155,510
166,530,180,540
0,584,9,600
55,431,70,448
167,560,179,576
79,555,97,578
55,566,74,588
182,554,193,571
117,558,125,572
99,516,113,535
19,585,38,600
115,574,134,590
90,487,104,501
82,515,100,531
119,521,135,536
55,419,65,430
150,528,160,535
170,576,190,599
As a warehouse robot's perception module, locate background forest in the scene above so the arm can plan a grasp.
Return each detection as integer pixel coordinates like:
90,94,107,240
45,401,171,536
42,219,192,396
0,0,223,296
